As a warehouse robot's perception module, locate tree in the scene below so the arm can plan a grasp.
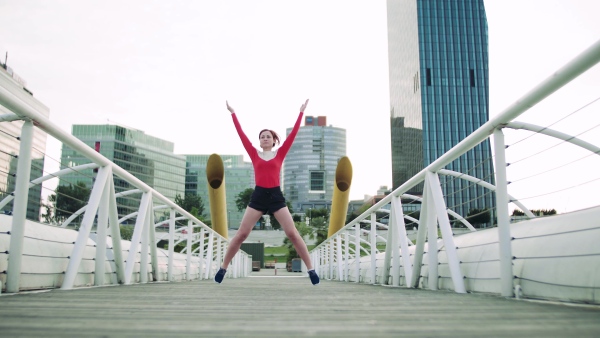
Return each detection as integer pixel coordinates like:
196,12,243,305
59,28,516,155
305,208,329,246
43,181,91,225
120,225,134,241
466,208,491,228
512,208,557,216
235,188,254,212
174,193,205,218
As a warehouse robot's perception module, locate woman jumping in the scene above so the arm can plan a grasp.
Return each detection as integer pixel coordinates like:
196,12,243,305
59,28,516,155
214,99,320,285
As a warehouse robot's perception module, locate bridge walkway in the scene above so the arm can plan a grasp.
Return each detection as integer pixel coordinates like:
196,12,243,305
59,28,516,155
1,271,599,337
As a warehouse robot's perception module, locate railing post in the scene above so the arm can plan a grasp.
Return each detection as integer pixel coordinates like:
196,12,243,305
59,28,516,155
354,222,360,283
107,178,125,284
186,220,193,281
94,179,110,286
62,166,110,290
148,205,158,282
6,120,33,293
216,237,222,278
343,231,349,281
394,195,413,286
410,180,431,288
125,191,152,284
198,228,205,280
382,211,393,285
204,232,214,279
140,204,150,284
426,171,466,293
336,235,343,281
390,195,405,287
493,128,514,297
370,213,377,285
426,176,439,291
329,241,334,280
167,209,175,281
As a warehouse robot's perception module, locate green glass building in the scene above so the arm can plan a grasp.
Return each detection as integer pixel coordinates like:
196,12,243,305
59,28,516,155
60,125,186,220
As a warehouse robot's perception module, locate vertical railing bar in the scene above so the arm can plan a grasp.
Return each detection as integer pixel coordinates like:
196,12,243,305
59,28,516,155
494,128,515,297
6,120,33,293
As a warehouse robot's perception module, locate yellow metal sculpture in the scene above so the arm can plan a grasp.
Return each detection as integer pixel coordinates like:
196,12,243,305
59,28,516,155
206,154,228,238
327,156,352,238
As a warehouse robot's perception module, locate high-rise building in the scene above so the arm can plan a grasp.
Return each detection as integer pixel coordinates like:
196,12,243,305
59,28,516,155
283,116,346,213
0,65,48,221
60,125,186,220
387,0,495,219
184,154,254,229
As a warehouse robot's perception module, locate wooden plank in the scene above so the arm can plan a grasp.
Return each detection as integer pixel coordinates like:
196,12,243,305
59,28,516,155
0,276,599,337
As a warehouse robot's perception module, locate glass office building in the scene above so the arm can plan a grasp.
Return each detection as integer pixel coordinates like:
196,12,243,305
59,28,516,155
387,0,495,220
283,119,346,213
60,125,186,219
184,154,254,229
0,66,48,221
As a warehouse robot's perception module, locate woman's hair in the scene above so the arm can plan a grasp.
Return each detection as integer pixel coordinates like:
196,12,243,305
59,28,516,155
259,129,280,147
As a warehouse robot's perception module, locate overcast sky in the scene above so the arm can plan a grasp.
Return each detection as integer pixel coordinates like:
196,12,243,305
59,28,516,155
1,1,599,213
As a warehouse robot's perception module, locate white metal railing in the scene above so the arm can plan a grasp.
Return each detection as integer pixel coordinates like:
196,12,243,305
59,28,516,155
311,38,600,300
0,81,249,293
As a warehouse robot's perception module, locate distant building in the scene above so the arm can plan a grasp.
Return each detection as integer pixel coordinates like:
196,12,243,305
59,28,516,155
60,125,186,219
0,65,48,221
184,154,254,229
283,116,346,213
387,0,496,217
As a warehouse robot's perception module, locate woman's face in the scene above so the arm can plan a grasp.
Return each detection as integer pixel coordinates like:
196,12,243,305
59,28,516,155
259,131,274,149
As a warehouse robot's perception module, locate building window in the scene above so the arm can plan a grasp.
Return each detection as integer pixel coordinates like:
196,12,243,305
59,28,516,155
309,171,325,193
469,69,475,87
426,68,432,86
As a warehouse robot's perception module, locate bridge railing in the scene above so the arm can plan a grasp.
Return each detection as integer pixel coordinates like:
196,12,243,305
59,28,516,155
311,38,600,302
0,78,249,293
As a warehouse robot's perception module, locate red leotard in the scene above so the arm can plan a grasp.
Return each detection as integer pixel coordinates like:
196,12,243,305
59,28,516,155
232,112,303,188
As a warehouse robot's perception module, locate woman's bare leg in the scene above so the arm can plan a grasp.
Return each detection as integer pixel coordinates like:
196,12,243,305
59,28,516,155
273,207,313,270
221,207,263,269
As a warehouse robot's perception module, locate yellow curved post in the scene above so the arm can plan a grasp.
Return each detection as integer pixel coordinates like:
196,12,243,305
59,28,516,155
206,154,228,239
327,156,353,238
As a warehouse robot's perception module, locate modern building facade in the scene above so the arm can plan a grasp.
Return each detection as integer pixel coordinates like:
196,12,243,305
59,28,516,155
60,125,186,220
387,0,495,219
283,116,346,213
0,65,48,221
184,154,254,229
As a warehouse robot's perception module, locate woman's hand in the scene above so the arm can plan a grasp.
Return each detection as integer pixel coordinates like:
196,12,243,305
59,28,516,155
226,100,235,114
300,99,309,112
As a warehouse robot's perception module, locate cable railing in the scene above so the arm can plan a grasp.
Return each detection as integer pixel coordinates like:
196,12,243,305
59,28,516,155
310,38,600,304
0,81,249,293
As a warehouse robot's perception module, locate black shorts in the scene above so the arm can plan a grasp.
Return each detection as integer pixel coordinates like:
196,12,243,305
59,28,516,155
248,186,287,214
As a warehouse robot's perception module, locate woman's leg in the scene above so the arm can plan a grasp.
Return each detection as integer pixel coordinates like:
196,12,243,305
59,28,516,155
220,207,263,269
273,207,314,270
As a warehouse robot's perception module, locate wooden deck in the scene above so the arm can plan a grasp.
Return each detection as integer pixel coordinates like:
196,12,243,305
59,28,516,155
1,273,599,337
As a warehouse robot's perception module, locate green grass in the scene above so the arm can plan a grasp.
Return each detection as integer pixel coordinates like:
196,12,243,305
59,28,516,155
264,246,289,255
263,244,318,263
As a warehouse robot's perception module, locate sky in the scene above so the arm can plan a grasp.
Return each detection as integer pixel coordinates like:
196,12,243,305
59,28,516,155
1,0,599,213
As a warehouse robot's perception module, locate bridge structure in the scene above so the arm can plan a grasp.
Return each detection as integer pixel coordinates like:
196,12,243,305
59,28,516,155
1,37,600,336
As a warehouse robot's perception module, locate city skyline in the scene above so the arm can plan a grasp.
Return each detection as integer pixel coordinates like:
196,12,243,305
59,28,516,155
1,1,599,212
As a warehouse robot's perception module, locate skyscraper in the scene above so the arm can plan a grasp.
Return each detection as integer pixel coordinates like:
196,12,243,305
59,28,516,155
60,125,186,219
387,0,495,219
283,116,346,213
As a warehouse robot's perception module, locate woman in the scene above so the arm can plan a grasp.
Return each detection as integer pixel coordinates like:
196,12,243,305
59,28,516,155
214,99,320,286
